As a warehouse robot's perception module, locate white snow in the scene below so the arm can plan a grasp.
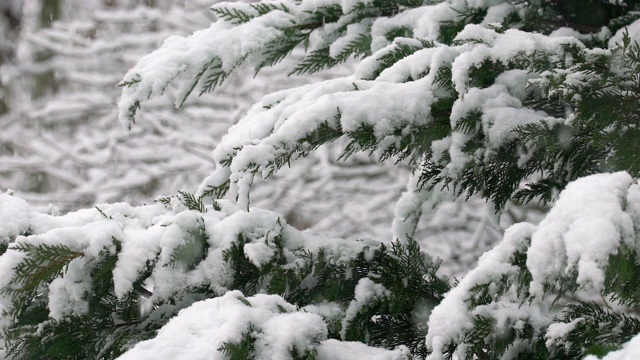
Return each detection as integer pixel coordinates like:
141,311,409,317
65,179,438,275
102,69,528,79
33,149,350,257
584,333,640,360
200,74,436,208
0,192,394,358
451,27,583,95
527,172,635,296
426,172,640,358
425,222,537,360
6,0,640,357
0,193,31,244
118,11,296,127
117,291,323,360
316,339,410,359
243,242,276,267
117,290,409,360
609,18,640,48
545,317,583,349
48,257,92,320
341,278,390,339
330,21,372,59
392,173,454,241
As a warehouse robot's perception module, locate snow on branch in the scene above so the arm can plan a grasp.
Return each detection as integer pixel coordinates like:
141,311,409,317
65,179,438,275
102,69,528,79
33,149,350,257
117,290,411,360
195,23,604,210
118,11,295,128
0,190,446,357
119,0,640,211
424,172,640,359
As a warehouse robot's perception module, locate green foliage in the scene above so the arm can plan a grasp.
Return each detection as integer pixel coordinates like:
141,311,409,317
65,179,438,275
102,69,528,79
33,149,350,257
439,7,487,45
553,302,640,358
176,1,640,212
218,326,257,359
120,0,640,211
603,247,640,307
223,229,447,354
355,240,449,356
157,190,208,213
291,46,342,75
0,195,448,359
166,217,208,270
5,243,84,302
332,33,373,63
2,238,160,359
211,2,291,26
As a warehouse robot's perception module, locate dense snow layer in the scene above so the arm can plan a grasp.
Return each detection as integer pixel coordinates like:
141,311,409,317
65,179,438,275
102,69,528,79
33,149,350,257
117,290,409,360
117,291,327,360
189,22,588,215
425,222,539,359
0,192,378,326
118,10,295,127
425,172,640,359
609,17,640,47
527,172,635,296
585,333,640,360
3,185,438,356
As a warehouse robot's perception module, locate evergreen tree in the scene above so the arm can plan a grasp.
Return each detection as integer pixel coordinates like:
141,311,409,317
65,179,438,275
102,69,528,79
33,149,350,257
0,0,443,252
2,0,640,359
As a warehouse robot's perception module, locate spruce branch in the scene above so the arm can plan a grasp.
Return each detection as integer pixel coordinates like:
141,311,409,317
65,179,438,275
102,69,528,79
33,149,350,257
211,7,254,25
290,46,341,75
6,243,85,300
555,301,640,358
